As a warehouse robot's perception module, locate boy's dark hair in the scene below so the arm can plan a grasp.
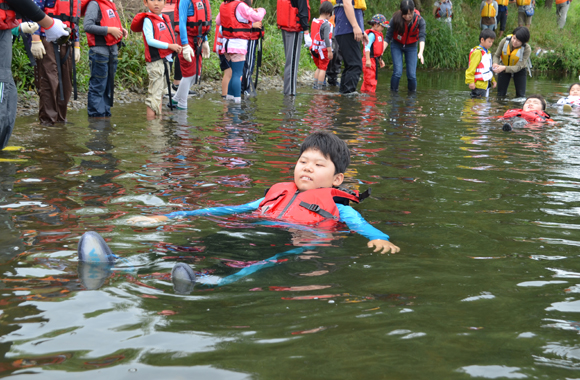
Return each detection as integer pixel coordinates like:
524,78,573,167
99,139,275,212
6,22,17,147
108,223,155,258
299,132,350,175
526,94,547,110
319,1,334,16
512,26,530,45
479,29,495,42
569,83,580,93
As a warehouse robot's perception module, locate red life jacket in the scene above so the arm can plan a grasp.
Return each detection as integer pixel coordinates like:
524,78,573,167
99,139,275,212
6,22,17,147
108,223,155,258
44,0,81,29
310,18,331,58
81,0,123,47
220,1,252,40
0,0,20,30
212,24,223,53
502,109,552,123
174,0,212,40
365,29,385,58
393,13,421,46
277,0,310,32
257,182,367,227
131,12,176,62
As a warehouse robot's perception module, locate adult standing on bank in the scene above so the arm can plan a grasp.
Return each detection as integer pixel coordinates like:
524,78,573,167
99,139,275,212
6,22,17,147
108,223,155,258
0,0,69,150
516,0,535,28
31,0,81,125
384,0,426,93
277,0,310,96
555,0,572,29
492,26,531,98
333,0,367,94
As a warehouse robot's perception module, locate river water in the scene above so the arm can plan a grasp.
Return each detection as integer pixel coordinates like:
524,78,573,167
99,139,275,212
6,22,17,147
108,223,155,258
1,71,579,379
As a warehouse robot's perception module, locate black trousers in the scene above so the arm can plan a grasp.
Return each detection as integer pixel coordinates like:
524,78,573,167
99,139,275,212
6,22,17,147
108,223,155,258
497,69,527,98
336,33,362,94
326,37,342,85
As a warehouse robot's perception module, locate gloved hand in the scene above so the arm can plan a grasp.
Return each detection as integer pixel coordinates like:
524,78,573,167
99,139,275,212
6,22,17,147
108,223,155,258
182,44,194,62
20,22,39,34
31,41,46,60
202,41,210,59
74,46,81,63
44,18,69,42
303,32,312,48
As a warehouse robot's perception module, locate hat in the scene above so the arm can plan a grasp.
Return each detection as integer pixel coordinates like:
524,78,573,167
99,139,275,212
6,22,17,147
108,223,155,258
368,14,388,27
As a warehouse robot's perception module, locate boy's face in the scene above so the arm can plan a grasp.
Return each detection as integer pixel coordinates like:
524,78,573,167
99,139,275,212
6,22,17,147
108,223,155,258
570,84,580,97
480,37,494,50
523,98,544,112
294,148,344,191
144,0,165,14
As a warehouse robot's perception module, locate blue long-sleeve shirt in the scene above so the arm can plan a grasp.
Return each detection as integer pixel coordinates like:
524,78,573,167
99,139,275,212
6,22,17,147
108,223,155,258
164,198,390,241
31,0,80,42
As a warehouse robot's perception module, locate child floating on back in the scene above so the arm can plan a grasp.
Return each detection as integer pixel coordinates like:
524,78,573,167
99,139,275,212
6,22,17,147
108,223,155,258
309,1,334,90
465,29,496,98
501,94,553,131
128,131,400,255
556,83,580,111
362,14,388,94
131,0,183,119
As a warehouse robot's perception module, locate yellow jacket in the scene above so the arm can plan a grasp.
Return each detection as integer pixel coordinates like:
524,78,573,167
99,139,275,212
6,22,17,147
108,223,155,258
465,48,496,90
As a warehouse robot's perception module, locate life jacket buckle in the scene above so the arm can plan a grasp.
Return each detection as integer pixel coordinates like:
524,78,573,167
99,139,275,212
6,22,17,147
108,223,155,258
306,203,321,212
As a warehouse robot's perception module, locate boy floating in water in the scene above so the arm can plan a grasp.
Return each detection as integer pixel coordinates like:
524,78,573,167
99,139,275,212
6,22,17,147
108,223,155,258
127,131,400,255
501,94,553,131
556,83,580,112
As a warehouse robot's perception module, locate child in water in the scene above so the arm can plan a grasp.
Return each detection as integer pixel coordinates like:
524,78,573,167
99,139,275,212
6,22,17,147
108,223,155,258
501,94,553,131
556,83,580,110
131,0,183,119
361,14,388,94
465,29,497,98
309,1,334,90
128,131,400,254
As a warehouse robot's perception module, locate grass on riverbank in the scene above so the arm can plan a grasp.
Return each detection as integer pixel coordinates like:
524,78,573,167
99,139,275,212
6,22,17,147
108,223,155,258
11,0,579,94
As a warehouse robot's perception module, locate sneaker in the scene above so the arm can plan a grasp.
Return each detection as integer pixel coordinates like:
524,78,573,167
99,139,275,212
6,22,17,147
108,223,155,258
171,263,196,294
167,100,186,110
77,231,115,263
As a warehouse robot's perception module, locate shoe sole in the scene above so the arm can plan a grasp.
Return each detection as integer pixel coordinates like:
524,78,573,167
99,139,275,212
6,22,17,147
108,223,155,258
78,231,115,263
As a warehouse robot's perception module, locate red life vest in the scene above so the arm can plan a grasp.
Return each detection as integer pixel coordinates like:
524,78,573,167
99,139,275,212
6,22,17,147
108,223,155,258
393,13,421,46
0,0,19,30
131,12,176,62
257,182,366,227
277,0,310,32
365,29,385,58
220,1,252,40
174,0,212,40
212,24,223,53
44,0,81,29
502,109,552,123
81,0,123,47
310,18,331,58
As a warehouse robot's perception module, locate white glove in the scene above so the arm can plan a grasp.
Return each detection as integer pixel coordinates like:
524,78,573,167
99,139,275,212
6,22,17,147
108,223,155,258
303,32,312,48
44,18,69,43
20,22,39,34
202,41,210,59
182,44,194,62
74,46,81,63
31,41,46,59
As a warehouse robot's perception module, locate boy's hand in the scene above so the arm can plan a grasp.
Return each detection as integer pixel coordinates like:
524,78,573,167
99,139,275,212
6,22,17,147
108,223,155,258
365,60,371,68
127,215,169,225
469,83,476,90
169,44,182,53
492,81,497,88
328,51,333,60
202,41,210,58
379,58,385,68
252,21,262,29
108,27,123,39
368,239,400,254
122,28,128,38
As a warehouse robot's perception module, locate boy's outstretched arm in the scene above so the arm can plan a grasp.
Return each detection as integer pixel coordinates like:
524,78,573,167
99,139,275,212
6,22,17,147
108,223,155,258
337,204,400,254
127,198,264,225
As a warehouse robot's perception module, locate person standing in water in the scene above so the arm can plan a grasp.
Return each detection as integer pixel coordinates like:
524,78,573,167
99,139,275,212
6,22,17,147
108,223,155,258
384,0,426,93
492,26,531,98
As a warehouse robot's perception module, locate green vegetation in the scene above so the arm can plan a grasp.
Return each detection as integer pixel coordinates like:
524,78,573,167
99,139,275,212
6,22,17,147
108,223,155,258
10,0,579,94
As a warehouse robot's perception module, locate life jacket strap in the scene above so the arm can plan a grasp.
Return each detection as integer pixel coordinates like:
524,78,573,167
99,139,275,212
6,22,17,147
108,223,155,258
299,201,337,220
